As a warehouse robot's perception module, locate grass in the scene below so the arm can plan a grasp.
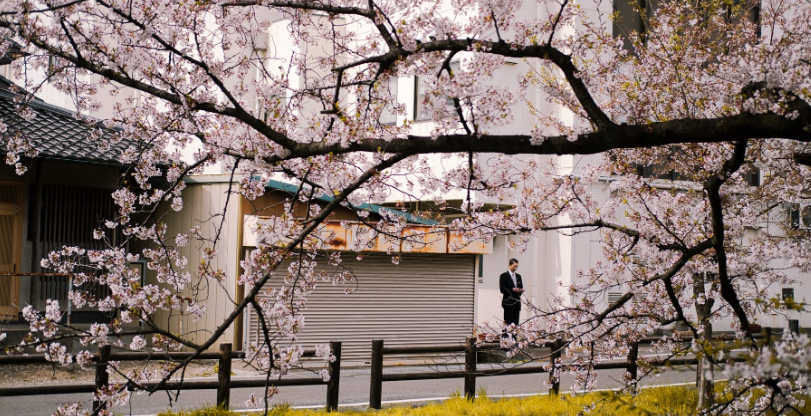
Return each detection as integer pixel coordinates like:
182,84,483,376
155,385,703,416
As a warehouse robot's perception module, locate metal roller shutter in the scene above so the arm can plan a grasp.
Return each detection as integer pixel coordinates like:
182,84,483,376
245,253,475,361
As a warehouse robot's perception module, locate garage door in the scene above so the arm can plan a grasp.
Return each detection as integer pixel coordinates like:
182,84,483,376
245,253,475,361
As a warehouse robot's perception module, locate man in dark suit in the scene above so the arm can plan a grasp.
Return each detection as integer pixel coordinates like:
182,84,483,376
500,258,524,329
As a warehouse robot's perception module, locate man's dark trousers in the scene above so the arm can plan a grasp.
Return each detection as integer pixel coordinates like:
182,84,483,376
503,304,520,327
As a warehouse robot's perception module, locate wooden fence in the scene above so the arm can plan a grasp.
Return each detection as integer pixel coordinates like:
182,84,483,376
367,329,774,409
0,341,342,413
0,327,782,413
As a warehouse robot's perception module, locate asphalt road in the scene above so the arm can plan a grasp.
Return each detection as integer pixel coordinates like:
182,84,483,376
0,363,697,416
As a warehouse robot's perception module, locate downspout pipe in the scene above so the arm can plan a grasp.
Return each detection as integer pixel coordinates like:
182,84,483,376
29,159,43,306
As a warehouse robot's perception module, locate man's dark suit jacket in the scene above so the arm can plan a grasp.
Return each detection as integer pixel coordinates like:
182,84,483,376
499,271,523,309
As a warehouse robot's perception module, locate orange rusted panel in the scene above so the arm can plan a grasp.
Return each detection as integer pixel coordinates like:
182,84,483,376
400,226,448,253
319,222,351,250
243,217,489,254
448,232,492,254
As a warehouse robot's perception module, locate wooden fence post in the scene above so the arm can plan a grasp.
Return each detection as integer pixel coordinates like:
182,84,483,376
464,337,476,401
217,343,232,409
326,341,341,412
93,344,111,415
627,341,639,391
549,339,561,396
369,340,384,409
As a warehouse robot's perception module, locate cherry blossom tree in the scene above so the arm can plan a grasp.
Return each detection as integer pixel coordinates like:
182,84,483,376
0,0,810,414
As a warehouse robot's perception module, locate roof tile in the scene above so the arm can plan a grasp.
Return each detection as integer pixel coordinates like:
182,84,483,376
0,90,136,166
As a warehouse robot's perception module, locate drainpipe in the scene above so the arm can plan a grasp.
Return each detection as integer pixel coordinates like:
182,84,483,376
29,160,43,306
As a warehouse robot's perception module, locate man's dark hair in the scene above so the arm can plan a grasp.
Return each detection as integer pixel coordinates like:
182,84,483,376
509,258,519,266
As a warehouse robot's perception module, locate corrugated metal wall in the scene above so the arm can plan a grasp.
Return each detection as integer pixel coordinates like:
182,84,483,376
151,181,241,349
246,253,475,361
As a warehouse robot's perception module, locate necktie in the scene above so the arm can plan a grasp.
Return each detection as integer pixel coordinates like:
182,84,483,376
511,272,517,287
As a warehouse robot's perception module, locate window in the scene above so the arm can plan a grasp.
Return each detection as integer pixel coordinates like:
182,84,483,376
414,76,430,121
782,288,794,302
631,162,694,181
608,291,644,305
784,203,811,230
612,0,760,51
258,94,287,123
787,203,801,229
47,56,60,76
379,77,399,125
745,167,760,187
612,0,665,51
413,62,459,122
613,0,646,51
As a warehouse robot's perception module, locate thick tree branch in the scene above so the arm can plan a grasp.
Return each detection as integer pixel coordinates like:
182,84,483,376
5,15,810,164
273,112,811,160
704,139,752,337
794,152,811,167
218,0,374,17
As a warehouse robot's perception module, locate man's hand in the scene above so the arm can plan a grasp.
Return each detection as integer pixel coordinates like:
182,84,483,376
513,287,525,293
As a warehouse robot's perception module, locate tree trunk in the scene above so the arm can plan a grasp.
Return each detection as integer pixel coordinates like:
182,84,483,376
697,319,714,410
694,273,715,411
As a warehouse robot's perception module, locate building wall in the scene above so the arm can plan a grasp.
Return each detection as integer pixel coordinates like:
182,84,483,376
0,160,121,312
150,177,241,350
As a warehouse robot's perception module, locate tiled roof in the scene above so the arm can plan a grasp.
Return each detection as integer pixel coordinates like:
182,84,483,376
0,89,133,166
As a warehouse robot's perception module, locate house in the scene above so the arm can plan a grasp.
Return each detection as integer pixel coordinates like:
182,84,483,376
0,79,140,344
156,177,491,359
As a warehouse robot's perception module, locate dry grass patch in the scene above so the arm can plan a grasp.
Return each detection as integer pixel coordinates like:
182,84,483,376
156,385,702,416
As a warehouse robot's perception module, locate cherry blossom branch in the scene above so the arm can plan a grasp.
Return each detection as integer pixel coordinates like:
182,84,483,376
332,37,614,129
546,0,569,46
0,0,87,16
6,14,811,164
150,152,411,385
369,0,399,49
3,21,303,154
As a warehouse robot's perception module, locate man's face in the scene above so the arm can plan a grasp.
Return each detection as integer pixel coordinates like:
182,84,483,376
509,262,519,273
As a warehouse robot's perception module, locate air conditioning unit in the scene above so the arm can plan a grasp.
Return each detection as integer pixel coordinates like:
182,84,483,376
253,31,269,51
608,292,643,305
607,292,649,324
628,253,648,267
